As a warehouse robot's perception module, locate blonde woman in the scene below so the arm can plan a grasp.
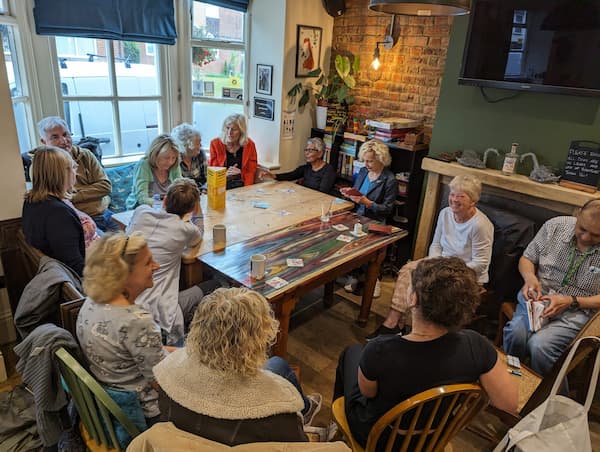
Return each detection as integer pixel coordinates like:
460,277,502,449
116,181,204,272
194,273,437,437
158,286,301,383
209,114,258,188
171,123,206,188
367,175,494,339
22,145,86,275
76,232,166,424
153,288,322,445
126,134,183,209
340,140,396,222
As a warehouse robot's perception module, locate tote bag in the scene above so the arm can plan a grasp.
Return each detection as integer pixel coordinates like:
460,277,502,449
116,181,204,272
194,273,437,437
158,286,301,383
494,336,600,452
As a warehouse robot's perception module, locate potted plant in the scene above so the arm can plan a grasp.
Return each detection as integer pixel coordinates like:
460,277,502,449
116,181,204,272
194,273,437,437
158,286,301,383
288,54,360,132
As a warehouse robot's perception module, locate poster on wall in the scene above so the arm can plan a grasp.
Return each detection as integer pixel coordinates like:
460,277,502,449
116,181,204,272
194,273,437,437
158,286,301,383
295,25,322,77
254,97,275,121
282,111,295,140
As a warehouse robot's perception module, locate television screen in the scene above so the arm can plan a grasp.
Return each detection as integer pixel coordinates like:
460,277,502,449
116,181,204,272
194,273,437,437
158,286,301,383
459,0,600,96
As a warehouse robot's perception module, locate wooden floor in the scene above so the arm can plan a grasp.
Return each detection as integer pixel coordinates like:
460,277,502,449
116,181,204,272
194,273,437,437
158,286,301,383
286,276,600,451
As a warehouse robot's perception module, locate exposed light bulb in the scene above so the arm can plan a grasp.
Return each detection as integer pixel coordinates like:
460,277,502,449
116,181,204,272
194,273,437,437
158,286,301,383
371,57,381,70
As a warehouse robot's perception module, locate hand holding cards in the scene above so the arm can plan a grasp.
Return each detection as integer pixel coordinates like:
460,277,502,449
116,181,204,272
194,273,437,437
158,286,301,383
340,187,363,198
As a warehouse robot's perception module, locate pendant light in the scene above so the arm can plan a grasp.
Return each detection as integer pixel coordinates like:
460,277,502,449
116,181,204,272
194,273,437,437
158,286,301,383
368,0,470,16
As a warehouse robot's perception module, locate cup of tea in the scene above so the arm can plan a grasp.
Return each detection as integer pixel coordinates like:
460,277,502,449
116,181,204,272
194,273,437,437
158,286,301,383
250,254,267,280
213,224,226,248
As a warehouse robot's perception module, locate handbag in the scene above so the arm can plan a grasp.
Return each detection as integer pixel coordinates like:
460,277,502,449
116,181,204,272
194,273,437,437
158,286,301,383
494,336,600,452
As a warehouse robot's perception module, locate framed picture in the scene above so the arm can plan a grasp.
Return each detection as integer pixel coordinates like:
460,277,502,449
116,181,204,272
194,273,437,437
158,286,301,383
256,64,273,95
254,97,275,121
295,25,322,77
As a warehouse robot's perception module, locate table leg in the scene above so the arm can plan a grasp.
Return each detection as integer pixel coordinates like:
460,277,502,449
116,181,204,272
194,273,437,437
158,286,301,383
272,295,299,358
357,248,386,327
323,281,335,307
181,261,203,289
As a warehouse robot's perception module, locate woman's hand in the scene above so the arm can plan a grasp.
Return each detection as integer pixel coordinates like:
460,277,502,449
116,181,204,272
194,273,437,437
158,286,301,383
348,195,371,206
226,164,242,178
256,167,275,180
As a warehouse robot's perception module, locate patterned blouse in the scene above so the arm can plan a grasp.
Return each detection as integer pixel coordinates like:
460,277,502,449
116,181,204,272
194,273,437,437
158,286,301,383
180,153,207,187
76,298,167,417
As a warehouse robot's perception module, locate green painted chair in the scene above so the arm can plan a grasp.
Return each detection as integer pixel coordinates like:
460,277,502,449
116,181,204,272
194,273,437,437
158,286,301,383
55,347,141,452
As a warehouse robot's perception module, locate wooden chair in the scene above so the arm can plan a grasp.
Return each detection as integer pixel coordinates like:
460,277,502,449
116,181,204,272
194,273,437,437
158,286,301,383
55,347,141,452
59,297,85,337
332,384,488,452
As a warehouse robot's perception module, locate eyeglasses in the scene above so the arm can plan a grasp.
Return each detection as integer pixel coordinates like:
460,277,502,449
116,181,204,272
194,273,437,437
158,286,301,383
304,148,318,153
121,236,130,257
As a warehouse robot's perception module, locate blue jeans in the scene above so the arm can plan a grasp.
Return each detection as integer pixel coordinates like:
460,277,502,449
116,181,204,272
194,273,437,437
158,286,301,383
503,291,590,375
264,356,309,413
92,209,120,232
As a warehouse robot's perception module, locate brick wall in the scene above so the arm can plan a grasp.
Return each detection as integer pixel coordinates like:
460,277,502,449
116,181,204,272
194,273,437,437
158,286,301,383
331,0,453,136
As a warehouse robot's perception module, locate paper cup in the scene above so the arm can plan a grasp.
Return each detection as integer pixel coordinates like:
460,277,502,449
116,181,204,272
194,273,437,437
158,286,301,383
213,224,226,247
251,254,267,280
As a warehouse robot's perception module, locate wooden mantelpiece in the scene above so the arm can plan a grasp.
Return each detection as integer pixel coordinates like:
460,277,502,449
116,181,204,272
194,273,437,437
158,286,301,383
413,158,599,259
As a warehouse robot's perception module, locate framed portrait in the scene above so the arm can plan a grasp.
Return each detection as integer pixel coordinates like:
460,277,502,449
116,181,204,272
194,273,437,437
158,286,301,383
256,64,273,95
295,25,322,77
254,97,275,121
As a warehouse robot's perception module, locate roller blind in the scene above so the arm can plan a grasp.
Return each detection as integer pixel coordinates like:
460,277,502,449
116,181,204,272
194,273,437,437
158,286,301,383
199,0,250,13
33,0,177,45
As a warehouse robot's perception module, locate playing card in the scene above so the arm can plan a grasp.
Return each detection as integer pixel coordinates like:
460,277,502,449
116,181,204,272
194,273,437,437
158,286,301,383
332,224,349,231
336,234,353,243
252,202,270,209
287,258,304,267
265,276,289,289
352,230,367,238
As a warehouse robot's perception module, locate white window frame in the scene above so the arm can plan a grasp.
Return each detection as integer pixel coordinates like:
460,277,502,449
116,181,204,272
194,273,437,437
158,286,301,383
177,0,249,124
1,4,38,152
55,38,168,158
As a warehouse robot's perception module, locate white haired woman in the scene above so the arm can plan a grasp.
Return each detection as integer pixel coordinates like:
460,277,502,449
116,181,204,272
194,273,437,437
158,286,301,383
259,137,337,194
367,174,494,339
171,123,207,188
153,288,323,445
209,114,258,189
126,134,183,209
76,232,166,425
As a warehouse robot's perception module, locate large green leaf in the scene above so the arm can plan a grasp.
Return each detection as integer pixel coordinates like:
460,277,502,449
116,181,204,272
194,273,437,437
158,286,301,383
335,55,351,78
299,89,310,108
352,55,360,75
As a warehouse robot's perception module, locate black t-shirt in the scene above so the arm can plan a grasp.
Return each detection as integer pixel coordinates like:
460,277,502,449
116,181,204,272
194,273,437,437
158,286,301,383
225,147,243,189
352,329,497,448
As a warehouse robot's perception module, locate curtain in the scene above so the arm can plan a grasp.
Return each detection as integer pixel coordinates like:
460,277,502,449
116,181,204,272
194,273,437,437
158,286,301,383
33,0,177,45
199,0,250,13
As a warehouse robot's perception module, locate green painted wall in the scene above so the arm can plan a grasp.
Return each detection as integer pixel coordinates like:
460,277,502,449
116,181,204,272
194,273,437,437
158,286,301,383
430,16,600,175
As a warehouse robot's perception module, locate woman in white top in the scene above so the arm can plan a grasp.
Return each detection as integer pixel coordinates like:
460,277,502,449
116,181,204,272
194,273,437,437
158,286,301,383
367,175,494,339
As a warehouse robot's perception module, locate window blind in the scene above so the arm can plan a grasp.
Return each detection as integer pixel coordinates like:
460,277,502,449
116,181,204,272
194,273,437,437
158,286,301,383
199,0,249,13
33,0,177,45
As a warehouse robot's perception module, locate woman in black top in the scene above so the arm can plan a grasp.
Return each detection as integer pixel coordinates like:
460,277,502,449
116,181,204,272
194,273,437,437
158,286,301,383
259,138,336,194
334,257,518,450
22,145,85,275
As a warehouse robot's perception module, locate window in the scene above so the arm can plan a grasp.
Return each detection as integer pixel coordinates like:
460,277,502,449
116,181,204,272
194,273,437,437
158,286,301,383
505,10,527,78
191,2,246,141
56,37,163,157
1,17,33,152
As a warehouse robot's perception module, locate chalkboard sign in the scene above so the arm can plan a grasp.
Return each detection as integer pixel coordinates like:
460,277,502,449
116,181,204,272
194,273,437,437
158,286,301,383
560,141,600,192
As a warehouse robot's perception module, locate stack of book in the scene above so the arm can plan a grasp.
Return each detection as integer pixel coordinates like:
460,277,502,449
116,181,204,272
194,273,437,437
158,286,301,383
365,117,422,143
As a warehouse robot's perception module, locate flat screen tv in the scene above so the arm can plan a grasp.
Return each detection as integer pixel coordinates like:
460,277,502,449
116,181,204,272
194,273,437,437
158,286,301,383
459,0,600,96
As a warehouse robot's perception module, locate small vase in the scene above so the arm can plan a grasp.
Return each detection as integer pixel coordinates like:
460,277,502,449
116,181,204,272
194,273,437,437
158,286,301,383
316,105,327,130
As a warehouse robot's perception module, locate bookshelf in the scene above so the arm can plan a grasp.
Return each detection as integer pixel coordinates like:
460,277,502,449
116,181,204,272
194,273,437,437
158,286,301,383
311,128,428,267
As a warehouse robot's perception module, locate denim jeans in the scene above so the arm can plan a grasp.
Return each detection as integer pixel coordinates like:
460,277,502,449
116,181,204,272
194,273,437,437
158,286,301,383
264,356,309,413
503,291,590,375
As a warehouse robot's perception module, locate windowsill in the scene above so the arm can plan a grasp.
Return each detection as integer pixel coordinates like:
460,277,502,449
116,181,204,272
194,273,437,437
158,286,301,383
102,154,280,171
102,154,143,167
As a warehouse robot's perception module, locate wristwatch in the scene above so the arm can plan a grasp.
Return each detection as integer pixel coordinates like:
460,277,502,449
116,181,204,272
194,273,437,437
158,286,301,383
570,295,580,310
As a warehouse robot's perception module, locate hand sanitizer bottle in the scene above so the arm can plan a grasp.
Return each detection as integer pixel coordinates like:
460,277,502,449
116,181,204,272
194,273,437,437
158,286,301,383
502,143,519,175
152,194,162,211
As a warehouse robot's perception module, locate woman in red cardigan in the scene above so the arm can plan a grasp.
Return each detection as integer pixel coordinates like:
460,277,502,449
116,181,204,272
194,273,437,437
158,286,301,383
209,114,258,189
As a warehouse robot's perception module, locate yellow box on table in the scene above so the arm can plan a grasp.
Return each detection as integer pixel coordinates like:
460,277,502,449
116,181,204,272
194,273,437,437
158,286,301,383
207,166,226,210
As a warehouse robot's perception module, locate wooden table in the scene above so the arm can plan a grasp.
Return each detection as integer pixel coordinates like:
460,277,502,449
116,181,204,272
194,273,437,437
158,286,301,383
113,181,354,285
200,211,407,356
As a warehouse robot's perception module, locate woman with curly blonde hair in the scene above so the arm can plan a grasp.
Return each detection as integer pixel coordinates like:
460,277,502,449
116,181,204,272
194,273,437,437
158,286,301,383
76,232,165,424
153,287,322,445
